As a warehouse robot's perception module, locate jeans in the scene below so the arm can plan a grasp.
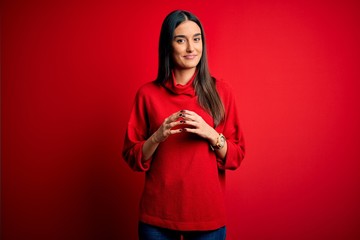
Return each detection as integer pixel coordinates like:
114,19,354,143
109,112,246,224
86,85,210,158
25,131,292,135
138,222,226,240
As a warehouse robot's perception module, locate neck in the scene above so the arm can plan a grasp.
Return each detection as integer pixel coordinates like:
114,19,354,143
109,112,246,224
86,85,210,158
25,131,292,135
173,68,196,85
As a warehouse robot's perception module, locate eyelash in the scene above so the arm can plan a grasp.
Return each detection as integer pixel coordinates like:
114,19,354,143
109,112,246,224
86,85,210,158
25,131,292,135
176,38,201,44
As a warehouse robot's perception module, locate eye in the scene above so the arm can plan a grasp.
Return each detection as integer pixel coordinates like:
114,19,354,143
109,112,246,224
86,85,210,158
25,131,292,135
194,37,201,42
176,39,186,44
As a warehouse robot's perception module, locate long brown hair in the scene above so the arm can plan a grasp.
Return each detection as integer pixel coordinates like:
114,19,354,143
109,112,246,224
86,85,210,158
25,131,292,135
155,10,225,126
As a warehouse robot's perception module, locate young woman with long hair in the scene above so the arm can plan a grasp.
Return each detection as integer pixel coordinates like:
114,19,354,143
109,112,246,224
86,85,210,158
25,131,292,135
123,10,245,240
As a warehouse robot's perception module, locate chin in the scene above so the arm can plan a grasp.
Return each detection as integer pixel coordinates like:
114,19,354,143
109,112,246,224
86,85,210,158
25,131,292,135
183,62,200,69
182,66,198,70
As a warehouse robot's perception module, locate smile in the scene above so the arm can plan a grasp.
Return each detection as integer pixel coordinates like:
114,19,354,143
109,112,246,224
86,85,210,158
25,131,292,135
183,55,197,59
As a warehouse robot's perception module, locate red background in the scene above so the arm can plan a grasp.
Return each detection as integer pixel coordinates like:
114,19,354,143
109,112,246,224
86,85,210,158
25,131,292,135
2,0,360,239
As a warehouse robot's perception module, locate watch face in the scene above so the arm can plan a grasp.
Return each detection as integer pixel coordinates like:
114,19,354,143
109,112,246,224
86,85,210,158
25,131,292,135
217,134,225,148
220,136,225,145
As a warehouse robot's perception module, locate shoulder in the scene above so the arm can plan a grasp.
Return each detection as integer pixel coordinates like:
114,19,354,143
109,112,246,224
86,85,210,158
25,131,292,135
213,78,240,114
135,80,161,98
215,78,231,89
214,78,235,100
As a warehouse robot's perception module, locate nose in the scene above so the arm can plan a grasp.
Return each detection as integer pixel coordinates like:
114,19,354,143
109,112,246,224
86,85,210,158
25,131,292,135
186,41,194,53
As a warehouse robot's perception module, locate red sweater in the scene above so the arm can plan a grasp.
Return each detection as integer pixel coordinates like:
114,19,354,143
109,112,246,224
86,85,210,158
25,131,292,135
122,73,245,231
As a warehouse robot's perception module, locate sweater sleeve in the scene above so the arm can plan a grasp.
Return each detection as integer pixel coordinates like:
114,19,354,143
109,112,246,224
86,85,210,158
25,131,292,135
216,82,245,171
122,88,152,172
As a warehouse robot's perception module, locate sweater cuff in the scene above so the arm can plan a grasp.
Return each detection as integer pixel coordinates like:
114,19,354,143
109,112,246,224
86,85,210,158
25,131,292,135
130,141,152,172
217,140,243,170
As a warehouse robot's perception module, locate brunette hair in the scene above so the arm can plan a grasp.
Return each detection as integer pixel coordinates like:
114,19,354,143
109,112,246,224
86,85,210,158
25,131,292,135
155,10,225,126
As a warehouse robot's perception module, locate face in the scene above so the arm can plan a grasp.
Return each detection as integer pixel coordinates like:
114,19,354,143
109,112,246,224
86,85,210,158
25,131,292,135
172,20,203,70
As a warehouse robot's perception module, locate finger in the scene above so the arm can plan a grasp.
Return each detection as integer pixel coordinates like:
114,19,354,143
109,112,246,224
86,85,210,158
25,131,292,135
183,128,197,134
184,109,200,116
168,120,184,129
182,109,196,116
166,111,184,124
180,120,198,128
169,128,184,135
164,117,171,125
182,114,197,122
164,128,172,137
164,116,175,124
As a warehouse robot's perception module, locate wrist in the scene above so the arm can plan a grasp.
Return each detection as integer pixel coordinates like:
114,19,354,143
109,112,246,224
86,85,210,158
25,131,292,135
210,133,226,151
151,133,160,144
209,132,219,146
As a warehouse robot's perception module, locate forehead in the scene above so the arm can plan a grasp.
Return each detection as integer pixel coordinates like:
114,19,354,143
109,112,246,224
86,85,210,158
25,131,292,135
174,20,201,36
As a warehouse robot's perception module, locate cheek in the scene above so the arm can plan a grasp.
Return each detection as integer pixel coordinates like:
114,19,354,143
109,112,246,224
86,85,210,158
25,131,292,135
198,47,203,57
196,44,203,54
172,48,181,58
172,52,181,62
171,47,179,59
171,51,182,65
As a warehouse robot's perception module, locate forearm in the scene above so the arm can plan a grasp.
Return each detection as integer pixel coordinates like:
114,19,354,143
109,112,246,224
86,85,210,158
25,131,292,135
216,141,227,159
142,133,160,161
208,129,227,160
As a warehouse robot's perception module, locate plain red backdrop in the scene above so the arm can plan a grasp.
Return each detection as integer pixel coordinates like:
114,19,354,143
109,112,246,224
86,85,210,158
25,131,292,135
2,0,360,239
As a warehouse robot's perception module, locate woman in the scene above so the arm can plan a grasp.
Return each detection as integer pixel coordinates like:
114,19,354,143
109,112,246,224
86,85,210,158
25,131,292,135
123,10,245,240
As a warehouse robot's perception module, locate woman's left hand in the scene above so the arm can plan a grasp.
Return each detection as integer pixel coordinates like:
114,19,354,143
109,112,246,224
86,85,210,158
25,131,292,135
180,110,218,145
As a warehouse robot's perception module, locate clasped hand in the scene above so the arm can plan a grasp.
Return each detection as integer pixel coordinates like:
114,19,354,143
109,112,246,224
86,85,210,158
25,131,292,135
152,110,217,144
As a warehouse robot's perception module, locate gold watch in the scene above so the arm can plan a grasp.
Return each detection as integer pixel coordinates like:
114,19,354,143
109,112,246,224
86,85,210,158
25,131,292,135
210,133,226,151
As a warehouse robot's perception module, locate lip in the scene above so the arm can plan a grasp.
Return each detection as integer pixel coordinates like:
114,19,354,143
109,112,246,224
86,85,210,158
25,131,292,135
183,55,197,59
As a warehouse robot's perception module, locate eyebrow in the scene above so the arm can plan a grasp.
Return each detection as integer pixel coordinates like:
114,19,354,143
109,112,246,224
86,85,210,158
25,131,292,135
174,33,202,38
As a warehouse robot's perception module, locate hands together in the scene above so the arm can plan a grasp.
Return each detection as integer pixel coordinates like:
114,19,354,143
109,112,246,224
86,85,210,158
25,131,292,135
152,110,218,145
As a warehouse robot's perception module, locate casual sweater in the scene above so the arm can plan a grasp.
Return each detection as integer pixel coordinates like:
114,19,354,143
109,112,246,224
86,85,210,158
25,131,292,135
122,72,245,231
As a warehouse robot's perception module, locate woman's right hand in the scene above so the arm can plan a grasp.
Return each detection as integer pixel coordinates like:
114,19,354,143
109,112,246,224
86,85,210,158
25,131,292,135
151,110,185,143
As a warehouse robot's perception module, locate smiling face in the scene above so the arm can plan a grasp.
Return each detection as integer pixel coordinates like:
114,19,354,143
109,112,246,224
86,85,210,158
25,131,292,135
172,20,203,70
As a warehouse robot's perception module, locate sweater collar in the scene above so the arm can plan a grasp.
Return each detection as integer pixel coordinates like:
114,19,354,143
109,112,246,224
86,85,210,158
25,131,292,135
164,70,197,97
